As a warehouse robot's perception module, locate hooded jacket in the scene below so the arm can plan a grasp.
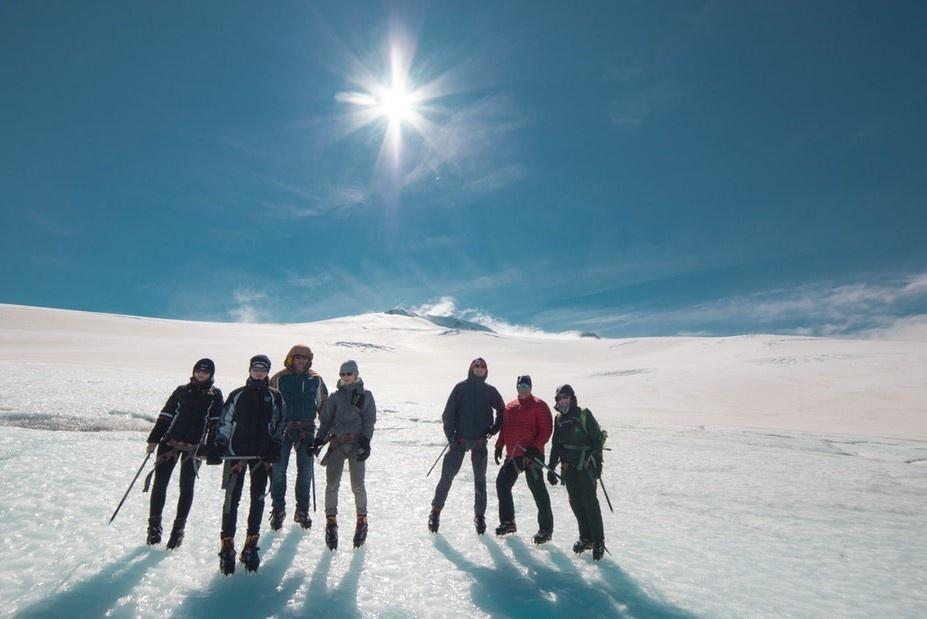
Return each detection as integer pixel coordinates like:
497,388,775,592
441,360,505,442
496,394,552,458
216,377,284,457
269,345,328,429
147,380,224,445
317,377,376,441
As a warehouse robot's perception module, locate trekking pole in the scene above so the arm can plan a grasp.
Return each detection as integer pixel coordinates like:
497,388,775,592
426,442,450,477
310,460,317,512
109,452,152,525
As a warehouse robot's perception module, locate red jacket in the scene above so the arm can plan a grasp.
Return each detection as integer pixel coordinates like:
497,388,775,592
496,395,553,458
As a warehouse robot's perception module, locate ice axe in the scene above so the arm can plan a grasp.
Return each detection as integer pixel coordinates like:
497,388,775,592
108,452,152,525
426,442,450,477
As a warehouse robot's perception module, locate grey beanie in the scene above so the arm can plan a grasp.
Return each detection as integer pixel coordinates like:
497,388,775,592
339,360,359,375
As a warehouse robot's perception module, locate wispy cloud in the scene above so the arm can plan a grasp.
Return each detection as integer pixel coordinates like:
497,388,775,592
536,273,927,339
228,288,269,323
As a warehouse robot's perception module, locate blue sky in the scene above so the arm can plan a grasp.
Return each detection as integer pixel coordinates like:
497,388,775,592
2,1,926,338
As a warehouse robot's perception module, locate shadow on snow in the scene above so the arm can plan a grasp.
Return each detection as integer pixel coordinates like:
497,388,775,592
434,535,698,619
16,547,168,619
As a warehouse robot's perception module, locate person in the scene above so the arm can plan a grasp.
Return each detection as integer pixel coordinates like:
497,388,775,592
493,375,554,543
546,384,607,561
269,345,328,531
428,357,505,535
308,360,376,551
144,358,224,549
210,354,284,575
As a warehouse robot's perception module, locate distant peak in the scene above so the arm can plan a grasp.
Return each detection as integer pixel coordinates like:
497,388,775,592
385,308,495,333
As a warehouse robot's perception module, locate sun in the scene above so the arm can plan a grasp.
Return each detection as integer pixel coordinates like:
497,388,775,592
378,85,414,123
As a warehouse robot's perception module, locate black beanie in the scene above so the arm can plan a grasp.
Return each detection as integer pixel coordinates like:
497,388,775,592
192,358,215,377
516,375,532,388
555,384,575,399
249,354,271,371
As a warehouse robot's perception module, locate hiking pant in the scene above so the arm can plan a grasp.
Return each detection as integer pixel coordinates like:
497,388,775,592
271,431,314,514
431,439,488,518
149,444,197,523
323,443,367,516
496,457,553,531
221,461,270,538
563,467,604,543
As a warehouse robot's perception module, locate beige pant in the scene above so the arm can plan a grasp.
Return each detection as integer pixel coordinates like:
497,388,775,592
323,442,367,516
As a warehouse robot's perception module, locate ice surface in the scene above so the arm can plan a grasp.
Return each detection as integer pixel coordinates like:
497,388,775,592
1,304,925,618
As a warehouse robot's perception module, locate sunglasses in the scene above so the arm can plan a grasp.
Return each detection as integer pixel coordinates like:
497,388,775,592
516,383,531,390
339,372,355,377
556,394,572,401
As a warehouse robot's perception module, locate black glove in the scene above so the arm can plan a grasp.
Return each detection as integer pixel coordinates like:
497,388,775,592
494,446,502,465
482,426,496,439
264,440,281,463
356,436,371,462
206,439,226,465
307,436,326,457
547,470,559,486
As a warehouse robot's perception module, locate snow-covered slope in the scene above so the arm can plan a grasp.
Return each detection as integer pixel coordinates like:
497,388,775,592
1,304,925,618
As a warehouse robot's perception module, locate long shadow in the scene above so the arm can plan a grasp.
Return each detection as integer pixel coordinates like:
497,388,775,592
173,527,304,619
300,547,366,618
510,538,699,619
434,536,699,619
16,547,168,618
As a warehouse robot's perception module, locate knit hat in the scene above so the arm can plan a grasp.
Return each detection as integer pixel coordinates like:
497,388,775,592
516,375,532,390
249,354,271,372
192,358,215,377
339,360,359,375
555,384,575,400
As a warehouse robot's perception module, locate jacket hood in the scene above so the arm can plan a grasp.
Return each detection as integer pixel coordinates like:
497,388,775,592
467,357,488,381
284,345,314,371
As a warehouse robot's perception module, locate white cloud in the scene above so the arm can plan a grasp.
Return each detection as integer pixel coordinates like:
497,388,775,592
410,296,581,339
411,296,457,317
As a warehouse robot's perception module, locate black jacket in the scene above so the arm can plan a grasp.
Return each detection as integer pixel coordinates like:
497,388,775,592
216,378,284,457
147,381,224,445
442,370,505,442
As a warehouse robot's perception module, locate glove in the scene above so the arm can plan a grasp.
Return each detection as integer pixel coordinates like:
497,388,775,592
263,440,281,463
482,426,495,439
146,442,157,455
206,439,226,465
494,446,502,465
307,436,326,457
594,456,602,480
547,470,559,486
524,447,541,464
356,436,371,462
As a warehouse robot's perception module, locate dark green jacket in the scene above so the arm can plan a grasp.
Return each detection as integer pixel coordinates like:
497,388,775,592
270,368,328,429
548,406,605,471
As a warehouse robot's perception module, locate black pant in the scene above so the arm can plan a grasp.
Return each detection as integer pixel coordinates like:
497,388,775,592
431,440,488,518
496,458,553,531
221,461,270,538
149,444,197,523
563,467,604,543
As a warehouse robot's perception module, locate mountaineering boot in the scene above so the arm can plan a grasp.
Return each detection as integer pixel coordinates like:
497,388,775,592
592,541,606,561
240,534,261,572
218,537,236,575
146,517,162,546
325,515,338,551
353,515,368,548
269,508,285,531
532,529,552,545
427,508,440,533
474,515,486,535
572,538,593,554
166,518,186,550
494,521,517,537
294,508,311,530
